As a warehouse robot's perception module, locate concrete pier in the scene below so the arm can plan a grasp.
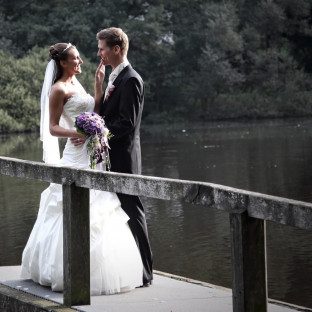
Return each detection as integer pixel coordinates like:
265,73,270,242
2,157,312,311
0,266,309,312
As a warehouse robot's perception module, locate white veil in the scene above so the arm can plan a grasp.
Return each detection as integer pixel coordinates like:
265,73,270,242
40,60,60,164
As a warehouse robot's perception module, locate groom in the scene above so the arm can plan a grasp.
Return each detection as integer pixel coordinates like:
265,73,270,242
95,27,153,286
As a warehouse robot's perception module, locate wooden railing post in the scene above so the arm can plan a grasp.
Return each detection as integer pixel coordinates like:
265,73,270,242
3,157,312,310
62,180,90,306
229,211,268,312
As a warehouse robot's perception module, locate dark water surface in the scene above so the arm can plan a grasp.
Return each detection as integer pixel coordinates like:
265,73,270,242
1,119,312,308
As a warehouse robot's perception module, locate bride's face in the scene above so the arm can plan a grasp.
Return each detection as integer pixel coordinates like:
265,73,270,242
61,48,83,74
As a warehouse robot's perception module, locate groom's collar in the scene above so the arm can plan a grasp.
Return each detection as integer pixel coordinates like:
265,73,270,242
109,59,130,83
110,63,131,90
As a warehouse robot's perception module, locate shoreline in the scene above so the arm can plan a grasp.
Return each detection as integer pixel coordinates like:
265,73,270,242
1,115,312,136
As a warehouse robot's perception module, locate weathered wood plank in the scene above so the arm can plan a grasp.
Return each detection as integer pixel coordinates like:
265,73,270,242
63,181,90,306
1,156,312,230
0,156,248,209
230,211,268,312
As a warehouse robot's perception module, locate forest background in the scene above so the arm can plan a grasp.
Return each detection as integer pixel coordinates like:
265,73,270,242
1,0,312,132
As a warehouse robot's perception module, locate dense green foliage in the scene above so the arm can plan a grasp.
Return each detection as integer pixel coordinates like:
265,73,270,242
1,0,312,132
0,47,95,132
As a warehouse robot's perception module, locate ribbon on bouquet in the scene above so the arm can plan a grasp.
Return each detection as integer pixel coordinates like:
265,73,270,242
81,135,111,171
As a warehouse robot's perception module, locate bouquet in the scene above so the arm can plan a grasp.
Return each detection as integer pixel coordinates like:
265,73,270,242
75,112,113,170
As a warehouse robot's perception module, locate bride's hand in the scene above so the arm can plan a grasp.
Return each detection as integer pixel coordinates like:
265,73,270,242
70,133,85,146
95,59,105,87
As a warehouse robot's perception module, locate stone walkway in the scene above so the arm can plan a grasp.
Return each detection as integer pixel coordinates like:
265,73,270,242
0,266,309,312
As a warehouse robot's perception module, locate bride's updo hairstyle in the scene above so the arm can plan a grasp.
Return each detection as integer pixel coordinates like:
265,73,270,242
49,43,76,83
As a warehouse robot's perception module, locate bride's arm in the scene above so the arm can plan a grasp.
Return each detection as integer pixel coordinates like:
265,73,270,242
49,87,84,139
94,59,105,114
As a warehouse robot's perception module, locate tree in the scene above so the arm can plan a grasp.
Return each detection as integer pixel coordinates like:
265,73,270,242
1,0,312,127
190,2,244,117
0,46,95,133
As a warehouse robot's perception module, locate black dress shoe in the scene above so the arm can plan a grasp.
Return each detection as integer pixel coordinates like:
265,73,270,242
143,281,152,287
136,280,153,288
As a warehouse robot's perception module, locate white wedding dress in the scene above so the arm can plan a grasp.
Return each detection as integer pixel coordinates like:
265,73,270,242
21,93,143,295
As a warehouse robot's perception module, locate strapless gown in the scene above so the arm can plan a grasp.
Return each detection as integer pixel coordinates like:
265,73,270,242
20,93,143,295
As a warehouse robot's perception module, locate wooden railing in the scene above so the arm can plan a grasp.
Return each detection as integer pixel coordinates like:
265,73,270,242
1,155,312,311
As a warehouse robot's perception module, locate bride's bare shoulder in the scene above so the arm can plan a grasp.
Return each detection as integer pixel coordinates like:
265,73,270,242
49,82,67,106
50,81,66,96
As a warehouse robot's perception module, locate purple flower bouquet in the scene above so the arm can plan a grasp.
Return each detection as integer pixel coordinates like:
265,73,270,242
75,112,113,170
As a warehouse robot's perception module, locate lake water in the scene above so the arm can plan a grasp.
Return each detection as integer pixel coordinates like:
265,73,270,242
1,119,312,308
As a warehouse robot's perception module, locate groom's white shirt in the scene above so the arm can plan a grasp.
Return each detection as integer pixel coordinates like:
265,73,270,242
104,59,130,100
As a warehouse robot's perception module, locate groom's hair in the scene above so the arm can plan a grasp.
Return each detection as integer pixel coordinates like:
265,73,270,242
96,27,129,57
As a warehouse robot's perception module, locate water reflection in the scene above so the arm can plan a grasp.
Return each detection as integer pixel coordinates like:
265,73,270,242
1,119,312,307
141,119,312,308
0,134,47,265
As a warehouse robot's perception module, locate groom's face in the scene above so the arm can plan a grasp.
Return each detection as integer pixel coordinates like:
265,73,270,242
97,40,115,66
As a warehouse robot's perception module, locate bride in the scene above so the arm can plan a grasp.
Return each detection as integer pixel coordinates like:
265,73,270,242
20,43,143,295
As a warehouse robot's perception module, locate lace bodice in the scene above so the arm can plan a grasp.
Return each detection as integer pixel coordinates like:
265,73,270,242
61,93,95,129
59,93,95,168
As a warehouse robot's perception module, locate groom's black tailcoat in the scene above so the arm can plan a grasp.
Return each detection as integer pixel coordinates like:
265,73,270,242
100,64,153,284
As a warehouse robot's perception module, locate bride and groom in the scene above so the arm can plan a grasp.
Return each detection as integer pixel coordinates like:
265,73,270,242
20,27,153,295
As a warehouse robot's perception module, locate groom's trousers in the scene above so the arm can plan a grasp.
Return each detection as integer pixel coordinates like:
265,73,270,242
116,193,153,284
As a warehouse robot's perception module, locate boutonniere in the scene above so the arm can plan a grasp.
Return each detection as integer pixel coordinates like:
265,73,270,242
105,82,115,101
